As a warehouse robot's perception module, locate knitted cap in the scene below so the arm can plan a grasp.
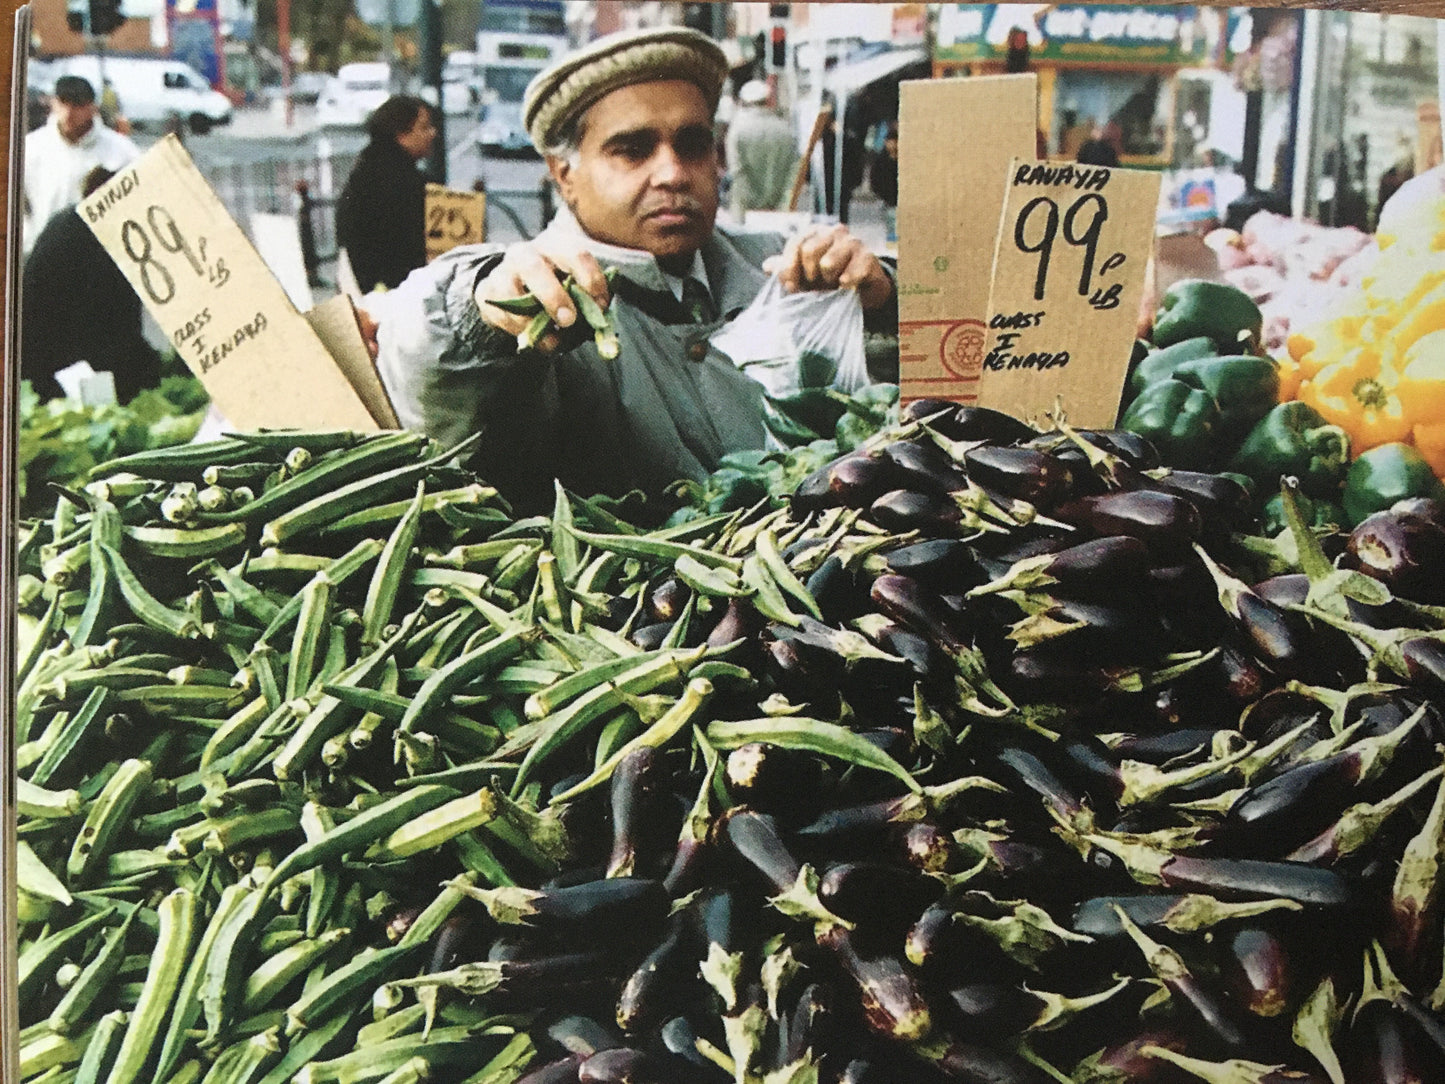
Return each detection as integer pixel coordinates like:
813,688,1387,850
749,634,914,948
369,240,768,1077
524,26,728,152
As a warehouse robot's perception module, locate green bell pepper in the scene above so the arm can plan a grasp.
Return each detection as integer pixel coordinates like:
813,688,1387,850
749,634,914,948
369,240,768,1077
1152,279,1263,354
704,468,771,513
1169,355,1280,441
797,350,838,389
1258,492,1347,537
1227,401,1350,498
1341,442,1445,526
835,411,876,453
765,388,848,438
761,399,825,448
1129,336,1218,397
1119,378,1222,471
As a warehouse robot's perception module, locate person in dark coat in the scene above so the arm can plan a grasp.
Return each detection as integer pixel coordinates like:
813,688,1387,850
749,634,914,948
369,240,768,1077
1076,119,1119,167
22,165,162,403
336,95,438,293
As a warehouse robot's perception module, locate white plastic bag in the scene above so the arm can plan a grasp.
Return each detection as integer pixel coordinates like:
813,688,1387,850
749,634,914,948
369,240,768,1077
709,276,869,399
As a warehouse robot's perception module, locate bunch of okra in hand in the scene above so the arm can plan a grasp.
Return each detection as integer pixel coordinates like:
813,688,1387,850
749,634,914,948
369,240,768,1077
489,267,621,359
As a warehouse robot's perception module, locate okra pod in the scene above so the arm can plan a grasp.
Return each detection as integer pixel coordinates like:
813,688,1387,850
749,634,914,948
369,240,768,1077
49,907,139,1035
102,887,200,1084
67,758,153,886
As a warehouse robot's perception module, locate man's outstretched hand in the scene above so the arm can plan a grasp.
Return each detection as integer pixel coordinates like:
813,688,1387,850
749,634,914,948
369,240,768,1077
762,224,894,312
473,238,611,354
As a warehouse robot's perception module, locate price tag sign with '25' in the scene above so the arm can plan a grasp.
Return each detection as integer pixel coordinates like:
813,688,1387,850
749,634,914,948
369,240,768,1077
78,135,378,431
425,184,486,261
978,158,1160,428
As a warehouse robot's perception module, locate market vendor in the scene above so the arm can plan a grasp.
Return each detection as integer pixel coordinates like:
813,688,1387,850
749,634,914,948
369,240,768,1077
370,25,897,512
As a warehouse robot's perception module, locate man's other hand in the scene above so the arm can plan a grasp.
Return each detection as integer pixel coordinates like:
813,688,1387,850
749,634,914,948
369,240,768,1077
763,224,893,312
474,239,610,354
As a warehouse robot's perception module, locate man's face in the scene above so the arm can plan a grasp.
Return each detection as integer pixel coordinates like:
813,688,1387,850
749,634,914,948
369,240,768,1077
53,98,96,143
396,108,438,161
549,80,719,265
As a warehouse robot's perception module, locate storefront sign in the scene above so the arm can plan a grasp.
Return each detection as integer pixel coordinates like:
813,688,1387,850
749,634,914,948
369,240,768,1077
424,183,486,261
897,75,1038,406
977,158,1160,427
79,135,381,430
935,4,1209,67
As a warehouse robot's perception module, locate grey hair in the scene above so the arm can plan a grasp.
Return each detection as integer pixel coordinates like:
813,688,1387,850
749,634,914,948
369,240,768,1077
541,111,587,166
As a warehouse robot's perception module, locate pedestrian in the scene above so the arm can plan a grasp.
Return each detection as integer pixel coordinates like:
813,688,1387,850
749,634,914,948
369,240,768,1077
22,74,139,255
22,165,163,403
336,94,438,294
368,26,898,512
98,78,131,134
1076,120,1119,167
831,92,870,225
724,79,798,223
869,121,898,243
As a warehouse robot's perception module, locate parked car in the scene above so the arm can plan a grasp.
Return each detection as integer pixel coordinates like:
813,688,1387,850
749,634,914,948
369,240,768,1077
44,54,232,134
442,51,478,115
317,62,391,128
475,64,542,155
288,70,331,106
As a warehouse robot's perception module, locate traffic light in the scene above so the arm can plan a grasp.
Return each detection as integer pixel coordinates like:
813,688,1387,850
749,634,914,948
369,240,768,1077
768,3,788,70
88,0,125,36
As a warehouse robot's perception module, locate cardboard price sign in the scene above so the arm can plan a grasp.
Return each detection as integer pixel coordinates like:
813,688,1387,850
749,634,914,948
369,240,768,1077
78,135,379,431
897,75,1037,407
977,158,1160,428
425,183,486,260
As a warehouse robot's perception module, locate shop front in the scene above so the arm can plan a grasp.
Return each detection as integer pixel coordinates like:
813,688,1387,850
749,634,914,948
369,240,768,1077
931,3,1225,168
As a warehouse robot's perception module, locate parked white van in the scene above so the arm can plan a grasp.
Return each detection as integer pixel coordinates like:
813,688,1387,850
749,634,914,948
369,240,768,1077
317,62,391,129
45,54,233,135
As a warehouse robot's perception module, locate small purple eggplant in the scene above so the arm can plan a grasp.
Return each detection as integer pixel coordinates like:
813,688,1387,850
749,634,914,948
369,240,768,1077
1348,508,1445,604
963,445,1075,508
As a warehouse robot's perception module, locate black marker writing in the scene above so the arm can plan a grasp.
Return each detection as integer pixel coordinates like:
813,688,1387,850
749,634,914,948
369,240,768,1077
1013,163,1111,191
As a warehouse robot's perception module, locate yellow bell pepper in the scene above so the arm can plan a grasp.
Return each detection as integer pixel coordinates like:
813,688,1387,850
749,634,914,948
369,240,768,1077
1383,280,1445,361
1361,252,1445,313
1288,317,1366,379
1299,346,1412,454
1275,354,1302,403
1396,330,1445,425
1412,420,1445,479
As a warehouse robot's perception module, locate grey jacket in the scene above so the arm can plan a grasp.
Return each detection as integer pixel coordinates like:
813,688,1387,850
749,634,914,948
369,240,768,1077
376,209,897,511
376,211,793,511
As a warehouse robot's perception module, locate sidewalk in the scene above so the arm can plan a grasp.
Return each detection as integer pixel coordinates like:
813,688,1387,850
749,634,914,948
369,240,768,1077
224,100,322,140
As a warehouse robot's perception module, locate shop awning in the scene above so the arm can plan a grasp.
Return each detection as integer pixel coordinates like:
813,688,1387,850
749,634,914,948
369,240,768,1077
823,46,930,99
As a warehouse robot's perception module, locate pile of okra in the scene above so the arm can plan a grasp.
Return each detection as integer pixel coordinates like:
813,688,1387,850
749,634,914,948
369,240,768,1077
16,406,1445,1084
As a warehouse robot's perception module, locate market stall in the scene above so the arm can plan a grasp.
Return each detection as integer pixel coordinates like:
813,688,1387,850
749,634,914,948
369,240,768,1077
14,16,1445,1084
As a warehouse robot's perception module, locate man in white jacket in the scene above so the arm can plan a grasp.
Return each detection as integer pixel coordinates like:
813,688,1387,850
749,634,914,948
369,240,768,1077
23,75,139,254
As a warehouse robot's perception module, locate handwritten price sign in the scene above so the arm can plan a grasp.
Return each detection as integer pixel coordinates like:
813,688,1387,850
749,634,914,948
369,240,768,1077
79,135,378,431
977,158,1159,427
425,184,486,261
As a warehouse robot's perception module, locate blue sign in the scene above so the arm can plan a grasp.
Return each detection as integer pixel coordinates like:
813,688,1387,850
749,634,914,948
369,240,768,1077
171,16,220,86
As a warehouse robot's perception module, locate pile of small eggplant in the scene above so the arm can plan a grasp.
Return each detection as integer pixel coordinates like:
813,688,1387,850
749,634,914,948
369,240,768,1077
17,407,1445,1084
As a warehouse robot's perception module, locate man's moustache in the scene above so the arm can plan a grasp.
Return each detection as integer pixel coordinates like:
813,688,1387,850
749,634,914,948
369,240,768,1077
642,197,704,216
